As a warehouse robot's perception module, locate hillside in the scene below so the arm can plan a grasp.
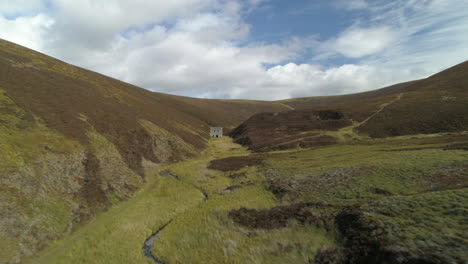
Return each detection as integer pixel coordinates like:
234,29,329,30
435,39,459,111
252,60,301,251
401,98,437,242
230,110,351,151
231,62,468,151
357,61,468,137
0,39,288,263
1,38,467,264
281,81,419,121
31,136,468,264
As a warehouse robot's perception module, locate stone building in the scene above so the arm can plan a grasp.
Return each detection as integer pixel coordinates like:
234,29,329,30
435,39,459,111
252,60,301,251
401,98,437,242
210,127,223,138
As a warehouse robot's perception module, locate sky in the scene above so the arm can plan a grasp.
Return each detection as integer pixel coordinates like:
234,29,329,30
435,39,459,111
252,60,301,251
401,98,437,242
1,0,467,100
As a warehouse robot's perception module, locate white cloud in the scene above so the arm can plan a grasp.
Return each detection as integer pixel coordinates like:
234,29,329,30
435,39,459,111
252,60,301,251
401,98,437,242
0,0,45,16
48,0,217,52
262,63,415,100
0,0,467,101
333,26,398,58
0,14,53,52
334,0,368,10
361,0,468,73
312,0,468,92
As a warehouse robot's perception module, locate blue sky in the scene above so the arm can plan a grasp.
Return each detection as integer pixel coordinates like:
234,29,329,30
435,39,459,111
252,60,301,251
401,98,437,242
1,0,467,100
247,2,353,44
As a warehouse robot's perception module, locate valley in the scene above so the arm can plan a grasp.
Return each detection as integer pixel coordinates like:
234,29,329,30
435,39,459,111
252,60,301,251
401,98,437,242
27,134,468,263
0,39,467,263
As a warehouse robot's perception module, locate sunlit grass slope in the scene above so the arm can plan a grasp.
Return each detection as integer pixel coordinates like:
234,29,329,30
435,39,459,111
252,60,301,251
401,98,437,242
30,134,468,263
153,138,334,263
31,167,205,264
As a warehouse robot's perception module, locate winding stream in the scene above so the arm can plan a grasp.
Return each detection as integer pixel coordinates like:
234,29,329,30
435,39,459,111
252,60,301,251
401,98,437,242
143,220,172,264
143,171,209,263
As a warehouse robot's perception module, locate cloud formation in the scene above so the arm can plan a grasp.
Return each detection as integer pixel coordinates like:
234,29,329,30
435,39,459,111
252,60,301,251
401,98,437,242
333,26,398,58
0,14,53,51
0,0,467,100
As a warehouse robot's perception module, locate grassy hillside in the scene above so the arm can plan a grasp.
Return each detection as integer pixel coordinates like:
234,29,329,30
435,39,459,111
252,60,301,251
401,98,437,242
0,39,288,263
27,135,468,264
230,110,351,151
280,61,468,137
231,61,468,151
1,38,467,263
0,39,288,175
281,81,419,121
357,61,468,137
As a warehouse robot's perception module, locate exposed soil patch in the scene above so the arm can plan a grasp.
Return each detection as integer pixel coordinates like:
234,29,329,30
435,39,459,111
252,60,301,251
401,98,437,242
71,151,110,227
208,155,263,172
81,150,108,207
229,202,337,230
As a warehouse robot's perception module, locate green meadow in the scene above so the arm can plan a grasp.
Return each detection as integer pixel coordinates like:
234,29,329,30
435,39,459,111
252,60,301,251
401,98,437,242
29,134,468,263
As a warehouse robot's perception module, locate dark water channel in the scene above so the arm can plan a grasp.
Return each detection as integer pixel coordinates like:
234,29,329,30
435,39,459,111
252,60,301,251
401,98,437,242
143,171,209,263
142,220,172,264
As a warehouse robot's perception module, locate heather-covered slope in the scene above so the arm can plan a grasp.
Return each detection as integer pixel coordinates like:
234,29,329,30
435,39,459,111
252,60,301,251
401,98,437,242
231,61,468,151
0,39,288,175
0,39,287,263
281,81,419,121
230,110,352,151
357,61,468,137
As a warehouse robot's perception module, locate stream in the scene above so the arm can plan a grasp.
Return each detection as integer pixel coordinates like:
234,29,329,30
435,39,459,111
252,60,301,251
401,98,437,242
143,171,209,263
143,220,172,264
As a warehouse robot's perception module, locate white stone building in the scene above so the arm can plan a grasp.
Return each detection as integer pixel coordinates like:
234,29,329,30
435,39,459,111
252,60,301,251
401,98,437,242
210,127,223,138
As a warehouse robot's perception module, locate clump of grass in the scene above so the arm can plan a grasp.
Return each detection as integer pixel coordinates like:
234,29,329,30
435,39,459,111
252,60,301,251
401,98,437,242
362,189,468,263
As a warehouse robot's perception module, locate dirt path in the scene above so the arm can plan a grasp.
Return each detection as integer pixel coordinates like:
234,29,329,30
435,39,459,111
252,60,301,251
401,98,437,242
279,103,295,111
360,93,404,126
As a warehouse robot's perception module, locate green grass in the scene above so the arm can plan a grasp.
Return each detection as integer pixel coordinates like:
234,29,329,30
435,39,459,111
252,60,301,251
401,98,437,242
30,171,205,264
362,189,468,262
153,138,334,263
0,88,80,169
150,138,335,263
28,138,335,263
25,135,468,263
262,135,468,202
